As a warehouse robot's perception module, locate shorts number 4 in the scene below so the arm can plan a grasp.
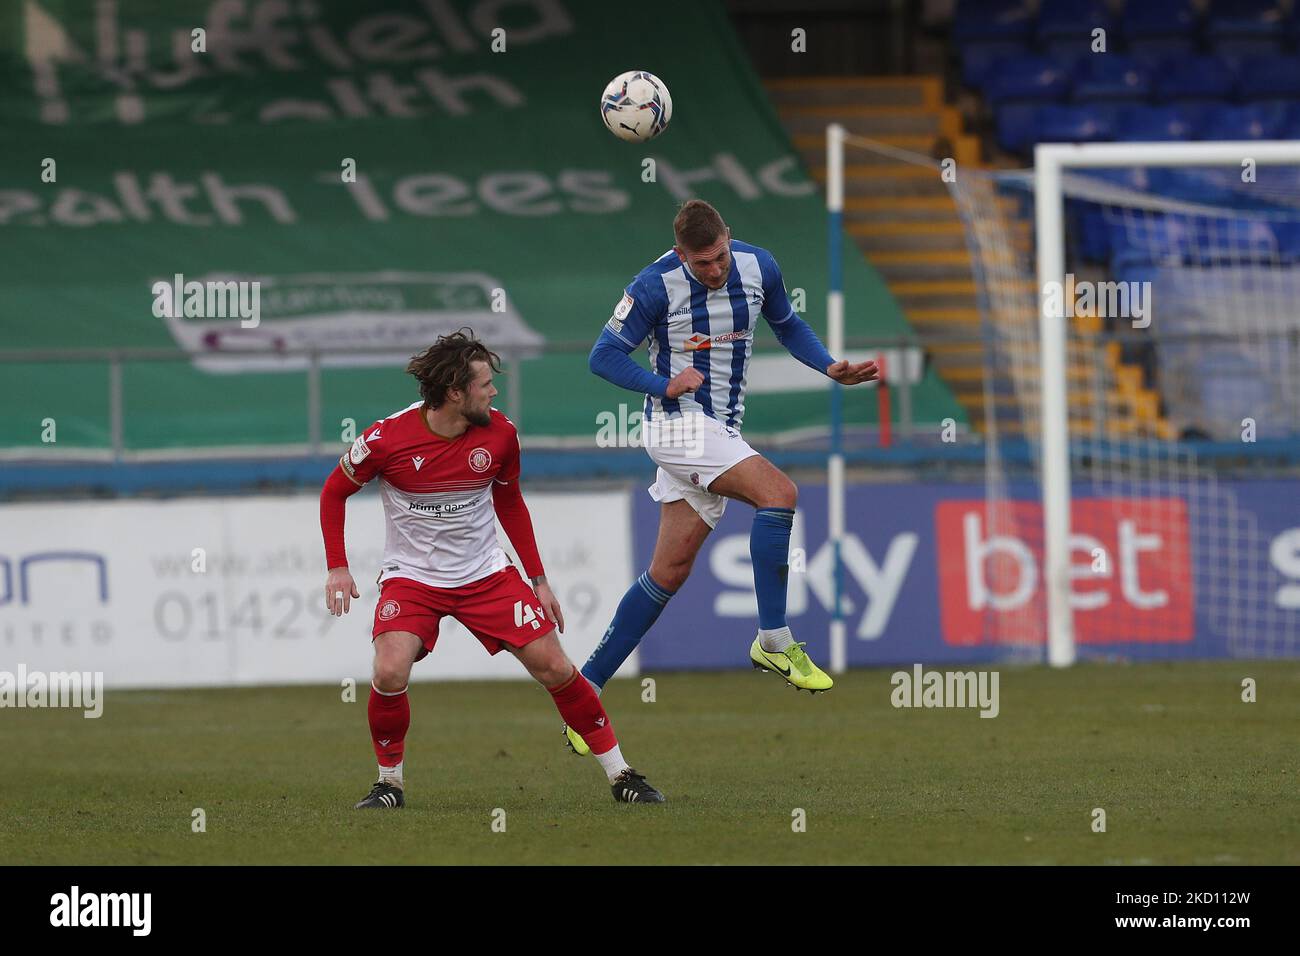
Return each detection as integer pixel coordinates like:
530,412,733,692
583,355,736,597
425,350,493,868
513,600,545,630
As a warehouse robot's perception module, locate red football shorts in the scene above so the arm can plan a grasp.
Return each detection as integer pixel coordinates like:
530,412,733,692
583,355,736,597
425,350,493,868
371,566,555,656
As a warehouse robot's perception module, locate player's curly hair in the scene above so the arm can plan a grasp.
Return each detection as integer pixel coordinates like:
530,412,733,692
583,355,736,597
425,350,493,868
673,199,728,251
406,329,501,409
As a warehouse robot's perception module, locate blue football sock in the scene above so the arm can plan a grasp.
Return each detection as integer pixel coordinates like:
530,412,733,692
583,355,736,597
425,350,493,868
751,507,795,631
581,571,675,692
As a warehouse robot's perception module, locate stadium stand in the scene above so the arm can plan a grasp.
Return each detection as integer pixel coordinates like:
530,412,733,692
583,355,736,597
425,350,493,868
0,2,965,480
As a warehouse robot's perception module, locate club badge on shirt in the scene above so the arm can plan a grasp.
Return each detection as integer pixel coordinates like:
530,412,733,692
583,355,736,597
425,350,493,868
608,292,634,333
349,436,371,465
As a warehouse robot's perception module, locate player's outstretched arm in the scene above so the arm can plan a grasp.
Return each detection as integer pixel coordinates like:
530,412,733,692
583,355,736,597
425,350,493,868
320,466,362,616
759,251,877,385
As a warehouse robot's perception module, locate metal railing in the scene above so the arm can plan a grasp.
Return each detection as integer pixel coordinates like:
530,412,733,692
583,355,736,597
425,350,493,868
0,335,943,461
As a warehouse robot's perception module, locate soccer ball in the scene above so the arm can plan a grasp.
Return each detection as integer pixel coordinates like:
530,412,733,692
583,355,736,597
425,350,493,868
599,71,673,143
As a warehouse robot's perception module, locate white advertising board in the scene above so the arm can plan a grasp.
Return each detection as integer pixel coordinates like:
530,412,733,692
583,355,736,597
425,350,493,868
0,490,632,688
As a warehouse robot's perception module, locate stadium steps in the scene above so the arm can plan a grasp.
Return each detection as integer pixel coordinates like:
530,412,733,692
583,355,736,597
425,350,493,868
792,132,981,172
766,74,1006,435
779,104,965,139
809,164,953,198
765,76,945,110
849,220,968,253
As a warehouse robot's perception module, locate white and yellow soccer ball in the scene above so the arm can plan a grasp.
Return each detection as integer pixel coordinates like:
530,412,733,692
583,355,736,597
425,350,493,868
599,70,673,143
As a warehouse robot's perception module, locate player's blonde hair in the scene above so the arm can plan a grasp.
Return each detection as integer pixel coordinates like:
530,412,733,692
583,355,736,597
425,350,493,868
673,199,728,251
406,329,501,409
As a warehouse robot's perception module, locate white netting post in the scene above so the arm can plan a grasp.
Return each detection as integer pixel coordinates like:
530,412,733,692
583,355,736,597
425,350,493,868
827,122,847,674
1034,145,1077,667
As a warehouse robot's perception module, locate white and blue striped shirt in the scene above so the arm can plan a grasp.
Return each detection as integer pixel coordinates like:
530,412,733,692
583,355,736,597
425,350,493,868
599,239,803,430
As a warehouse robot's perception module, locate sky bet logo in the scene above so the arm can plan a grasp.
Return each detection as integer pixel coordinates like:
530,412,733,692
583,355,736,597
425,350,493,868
935,498,1194,645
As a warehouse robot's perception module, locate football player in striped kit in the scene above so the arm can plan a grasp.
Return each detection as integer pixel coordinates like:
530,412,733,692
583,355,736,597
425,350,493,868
566,199,879,755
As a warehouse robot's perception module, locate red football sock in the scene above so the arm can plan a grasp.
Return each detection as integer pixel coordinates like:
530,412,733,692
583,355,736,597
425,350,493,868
547,668,617,755
367,684,410,768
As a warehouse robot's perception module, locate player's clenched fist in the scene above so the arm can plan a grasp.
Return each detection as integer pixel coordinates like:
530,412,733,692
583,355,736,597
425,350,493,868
827,358,880,386
665,367,705,399
325,567,360,616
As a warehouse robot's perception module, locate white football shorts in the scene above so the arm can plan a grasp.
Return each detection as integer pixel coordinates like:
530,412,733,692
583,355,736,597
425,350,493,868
641,412,759,528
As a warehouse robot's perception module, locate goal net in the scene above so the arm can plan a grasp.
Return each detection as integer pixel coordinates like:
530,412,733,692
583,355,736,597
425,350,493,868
950,144,1300,663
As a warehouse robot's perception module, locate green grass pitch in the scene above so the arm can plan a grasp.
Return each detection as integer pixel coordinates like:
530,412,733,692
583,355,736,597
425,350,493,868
3,662,1297,865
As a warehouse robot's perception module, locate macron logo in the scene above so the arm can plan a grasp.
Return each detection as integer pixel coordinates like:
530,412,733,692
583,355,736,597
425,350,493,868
367,429,382,441
50,886,151,936
412,456,425,471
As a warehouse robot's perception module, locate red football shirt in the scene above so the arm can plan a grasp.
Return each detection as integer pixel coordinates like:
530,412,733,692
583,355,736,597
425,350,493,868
339,401,526,589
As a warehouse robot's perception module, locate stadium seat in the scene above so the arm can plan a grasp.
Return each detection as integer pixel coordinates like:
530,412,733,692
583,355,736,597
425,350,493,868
1034,103,1116,144
953,0,1034,43
1114,105,1198,141
1125,34,1200,60
1200,102,1288,139
995,102,1046,152
1108,214,1194,270
1236,58,1300,101
1072,55,1153,103
1280,100,1300,138
1120,0,1201,58
1077,205,1113,263
1037,0,1113,42
954,0,1036,87
1152,55,1237,102
1205,0,1286,58
961,40,1032,89
984,55,1072,104
1270,220,1300,260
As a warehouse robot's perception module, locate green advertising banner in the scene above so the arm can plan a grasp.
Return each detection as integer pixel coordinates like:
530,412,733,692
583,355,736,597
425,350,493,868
0,0,962,452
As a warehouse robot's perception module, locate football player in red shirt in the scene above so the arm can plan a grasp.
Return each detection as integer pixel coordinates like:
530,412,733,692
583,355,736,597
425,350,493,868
320,330,663,807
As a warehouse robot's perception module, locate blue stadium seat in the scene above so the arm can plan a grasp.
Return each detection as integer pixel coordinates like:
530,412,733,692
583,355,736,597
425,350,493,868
1236,58,1300,100
1076,208,1108,263
1072,55,1153,103
1207,218,1281,264
954,0,1035,43
1035,103,1117,143
1125,35,1200,60
1114,105,1198,141
1121,0,1201,59
1281,101,1300,138
1201,102,1288,139
1205,0,1286,58
995,102,1046,152
1152,55,1237,102
954,0,1035,87
1270,220,1300,260
1037,0,1113,42
1121,0,1200,41
1109,214,1193,270
961,40,1032,88
984,55,1072,104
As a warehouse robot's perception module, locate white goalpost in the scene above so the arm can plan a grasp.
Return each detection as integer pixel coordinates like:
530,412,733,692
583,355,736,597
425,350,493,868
827,128,1300,667
1034,140,1300,666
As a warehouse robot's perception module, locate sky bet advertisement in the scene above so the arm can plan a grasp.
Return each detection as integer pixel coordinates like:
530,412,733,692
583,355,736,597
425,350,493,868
634,481,1300,669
